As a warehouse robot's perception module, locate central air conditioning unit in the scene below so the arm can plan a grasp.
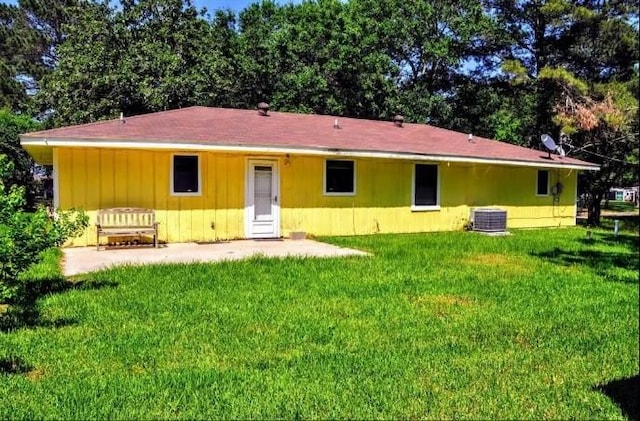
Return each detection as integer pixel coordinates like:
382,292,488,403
471,208,507,233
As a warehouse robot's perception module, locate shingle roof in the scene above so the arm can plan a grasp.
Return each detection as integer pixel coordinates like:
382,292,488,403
21,106,598,169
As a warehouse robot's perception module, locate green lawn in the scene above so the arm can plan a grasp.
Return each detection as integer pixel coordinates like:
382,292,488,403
1,226,638,419
603,200,638,213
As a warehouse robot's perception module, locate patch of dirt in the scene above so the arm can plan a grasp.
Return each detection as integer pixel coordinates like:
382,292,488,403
462,254,528,276
245,322,277,336
577,208,639,218
514,333,531,349
406,294,477,318
129,364,146,375
464,253,514,266
406,294,475,320
26,367,45,381
409,294,475,306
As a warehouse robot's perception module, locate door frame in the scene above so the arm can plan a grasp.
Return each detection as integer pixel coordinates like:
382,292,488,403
245,158,280,238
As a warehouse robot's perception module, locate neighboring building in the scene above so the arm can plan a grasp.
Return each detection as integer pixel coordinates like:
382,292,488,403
608,187,638,203
20,106,598,246
627,187,639,204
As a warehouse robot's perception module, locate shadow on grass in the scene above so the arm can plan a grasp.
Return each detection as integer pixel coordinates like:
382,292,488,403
579,214,640,233
596,375,640,421
602,200,639,213
0,355,33,375
0,276,117,333
578,233,640,254
534,245,638,284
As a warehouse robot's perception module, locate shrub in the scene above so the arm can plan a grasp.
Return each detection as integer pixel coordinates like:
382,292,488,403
0,109,41,208
0,155,88,302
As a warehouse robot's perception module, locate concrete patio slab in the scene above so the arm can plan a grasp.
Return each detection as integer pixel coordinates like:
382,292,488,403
62,239,369,276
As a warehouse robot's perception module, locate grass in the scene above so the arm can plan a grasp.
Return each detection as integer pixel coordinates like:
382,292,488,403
602,200,638,213
0,225,638,419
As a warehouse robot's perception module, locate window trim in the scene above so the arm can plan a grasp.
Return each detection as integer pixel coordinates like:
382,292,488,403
323,159,356,196
536,169,549,196
411,163,440,211
170,153,202,197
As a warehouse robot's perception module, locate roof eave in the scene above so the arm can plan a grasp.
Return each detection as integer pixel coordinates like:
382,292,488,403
19,136,600,171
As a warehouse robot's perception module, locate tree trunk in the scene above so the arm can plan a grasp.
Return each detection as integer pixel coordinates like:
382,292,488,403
587,192,602,226
533,10,548,148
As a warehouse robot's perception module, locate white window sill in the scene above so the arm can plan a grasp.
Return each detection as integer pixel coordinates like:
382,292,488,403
411,205,441,212
170,192,202,197
324,192,356,197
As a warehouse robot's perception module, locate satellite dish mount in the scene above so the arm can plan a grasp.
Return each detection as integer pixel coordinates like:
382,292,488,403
540,133,565,159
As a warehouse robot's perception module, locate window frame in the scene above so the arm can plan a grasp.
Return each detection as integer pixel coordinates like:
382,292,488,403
411,163,440,211
170,153,202,197
536,169,550,196
323,159,356,196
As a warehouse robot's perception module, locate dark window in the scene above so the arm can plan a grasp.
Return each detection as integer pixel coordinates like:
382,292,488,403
173,155,199,194
414,164,438,206
325,160,354,194
537,170,549,195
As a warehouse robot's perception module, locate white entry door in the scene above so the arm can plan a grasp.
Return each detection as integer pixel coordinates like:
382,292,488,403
245,160,280,238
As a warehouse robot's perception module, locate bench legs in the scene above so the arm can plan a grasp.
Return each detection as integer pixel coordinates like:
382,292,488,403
95,232,158,250
153,223,158,248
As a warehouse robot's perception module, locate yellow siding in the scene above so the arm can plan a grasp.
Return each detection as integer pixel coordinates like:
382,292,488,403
280,156,577,236
56,148,579,246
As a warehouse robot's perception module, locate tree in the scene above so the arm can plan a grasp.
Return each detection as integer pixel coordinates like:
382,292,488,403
446,78,537,145
19,0,83,68
556,1,638,83
39,0,234,125
0,3,41,110
461,0,638,224
234,0,396,118
0,108,39,206
0,0,85,111
350,0,495,124
542,69,639,224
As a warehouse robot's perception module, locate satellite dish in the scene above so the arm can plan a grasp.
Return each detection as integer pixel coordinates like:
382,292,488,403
540,134,564,159
541,134,557,151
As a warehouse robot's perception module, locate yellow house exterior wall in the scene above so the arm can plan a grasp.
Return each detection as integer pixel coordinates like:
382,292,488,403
55,147,578,246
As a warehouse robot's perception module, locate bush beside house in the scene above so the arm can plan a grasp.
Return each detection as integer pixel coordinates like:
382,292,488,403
0,155,87,303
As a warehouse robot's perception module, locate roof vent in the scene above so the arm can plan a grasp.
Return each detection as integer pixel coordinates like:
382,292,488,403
257,102,270,116
393,115,404,127
333,118,340,129
468,133,474,143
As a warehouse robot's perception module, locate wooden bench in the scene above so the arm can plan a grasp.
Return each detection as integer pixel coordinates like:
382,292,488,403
96,208,158,251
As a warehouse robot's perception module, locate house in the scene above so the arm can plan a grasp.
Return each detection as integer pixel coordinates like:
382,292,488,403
608,187,638,203
20,106,599,246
